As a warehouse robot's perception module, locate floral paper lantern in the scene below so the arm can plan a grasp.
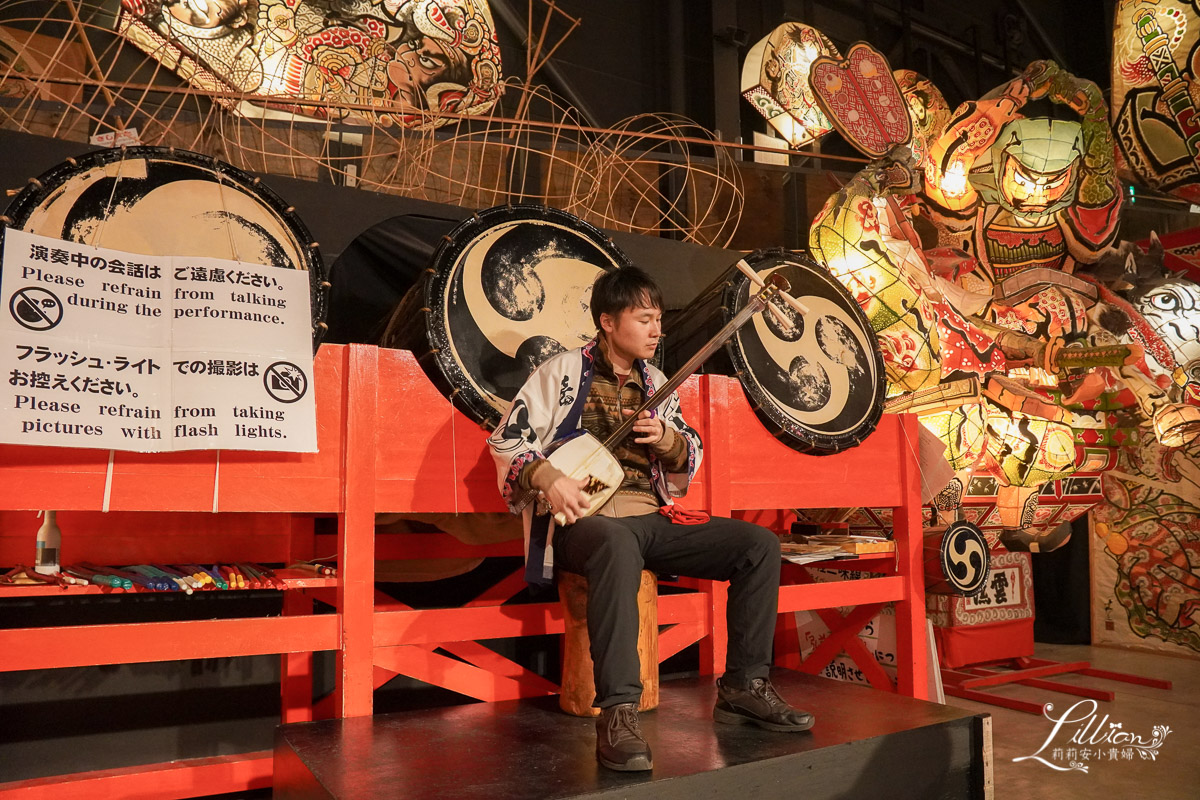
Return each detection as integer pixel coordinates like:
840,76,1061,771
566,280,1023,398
740,22,839,148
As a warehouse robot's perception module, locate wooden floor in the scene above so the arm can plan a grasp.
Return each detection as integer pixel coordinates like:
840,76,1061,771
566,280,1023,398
274,669,990,800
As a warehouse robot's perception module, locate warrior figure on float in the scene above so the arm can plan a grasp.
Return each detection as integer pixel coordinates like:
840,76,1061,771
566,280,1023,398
806,55,1200,549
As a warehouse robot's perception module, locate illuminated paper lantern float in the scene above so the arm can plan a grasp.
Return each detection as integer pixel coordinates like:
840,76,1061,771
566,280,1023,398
1091,441,1200,654
894,69,951,170
810,162,947,393
808,42,912,158
117,0,504,128
805,50,1191,548
1111,1,1200,203
740,22,839,147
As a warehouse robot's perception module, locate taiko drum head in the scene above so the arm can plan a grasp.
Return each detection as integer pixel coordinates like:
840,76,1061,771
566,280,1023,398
925,519,991,596
1,146,328,349
422,204,632,428
724,249,885,454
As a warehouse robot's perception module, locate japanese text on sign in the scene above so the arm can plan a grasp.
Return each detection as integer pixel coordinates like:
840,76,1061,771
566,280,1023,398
1,228,316,452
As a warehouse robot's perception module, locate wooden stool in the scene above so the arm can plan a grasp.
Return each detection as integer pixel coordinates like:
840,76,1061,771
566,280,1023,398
557,569,659,717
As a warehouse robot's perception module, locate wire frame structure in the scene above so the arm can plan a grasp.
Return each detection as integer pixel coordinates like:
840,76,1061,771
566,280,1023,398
566,112,744,247
0,1,745,247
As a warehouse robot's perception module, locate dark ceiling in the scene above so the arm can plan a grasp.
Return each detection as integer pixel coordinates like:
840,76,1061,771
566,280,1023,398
492,0,1115,142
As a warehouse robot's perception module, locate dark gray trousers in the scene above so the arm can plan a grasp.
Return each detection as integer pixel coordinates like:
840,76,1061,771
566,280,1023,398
553,512,781,708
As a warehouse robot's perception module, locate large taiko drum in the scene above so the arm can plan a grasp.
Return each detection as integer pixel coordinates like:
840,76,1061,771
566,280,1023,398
0,146,328,349
923,520,991,596
664,248,885,454
381,204,633,429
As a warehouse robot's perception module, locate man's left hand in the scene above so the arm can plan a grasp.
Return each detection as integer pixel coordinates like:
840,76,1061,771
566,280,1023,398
624,408,665,444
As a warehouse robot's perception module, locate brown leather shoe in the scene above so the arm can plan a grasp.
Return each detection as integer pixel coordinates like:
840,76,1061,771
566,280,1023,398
596,702,653,771
713,677,815,732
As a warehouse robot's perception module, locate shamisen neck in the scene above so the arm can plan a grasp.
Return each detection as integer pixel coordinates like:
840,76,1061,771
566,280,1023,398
599,285,774,450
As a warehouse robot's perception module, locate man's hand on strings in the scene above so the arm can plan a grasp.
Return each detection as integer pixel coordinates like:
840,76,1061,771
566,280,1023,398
624,408,666,444
545,474,591,524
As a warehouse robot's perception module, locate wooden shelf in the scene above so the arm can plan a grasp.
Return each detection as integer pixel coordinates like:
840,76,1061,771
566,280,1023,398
0,572,337,596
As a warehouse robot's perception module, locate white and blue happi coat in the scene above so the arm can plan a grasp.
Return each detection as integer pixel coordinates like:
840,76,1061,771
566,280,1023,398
487,339,703,586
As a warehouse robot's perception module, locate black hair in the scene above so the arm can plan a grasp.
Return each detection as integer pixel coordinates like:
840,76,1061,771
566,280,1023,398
590,266,663,329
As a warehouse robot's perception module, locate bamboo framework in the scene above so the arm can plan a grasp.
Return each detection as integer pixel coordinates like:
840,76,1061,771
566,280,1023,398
0,2,873,246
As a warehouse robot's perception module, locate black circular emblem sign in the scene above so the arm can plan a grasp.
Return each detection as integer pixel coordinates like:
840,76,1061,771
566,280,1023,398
940,520,990,597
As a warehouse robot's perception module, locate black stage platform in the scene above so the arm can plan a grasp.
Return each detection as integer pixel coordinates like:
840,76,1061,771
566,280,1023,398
274,669,991,800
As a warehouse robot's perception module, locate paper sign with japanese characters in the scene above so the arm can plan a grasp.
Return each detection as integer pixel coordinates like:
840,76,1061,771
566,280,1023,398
1,228,315,452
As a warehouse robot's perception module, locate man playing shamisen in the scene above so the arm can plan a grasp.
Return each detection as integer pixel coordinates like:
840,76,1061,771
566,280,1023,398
488,265,814,773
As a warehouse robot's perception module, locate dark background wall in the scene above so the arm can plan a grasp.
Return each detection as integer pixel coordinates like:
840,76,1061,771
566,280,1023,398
493,0,1114,136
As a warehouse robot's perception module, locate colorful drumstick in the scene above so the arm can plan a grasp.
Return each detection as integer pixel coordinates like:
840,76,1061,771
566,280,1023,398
179,565,212,587
62,566,93,585
139,565,188,593
90,564,148,588
126,566,176,591
76,563,133,590
111,566,166,592
766,301,793,330
219,566,240,589
234,563,260,588
156,565,202,592
237,563,271,589
228,566,247,589
94,566,154,591
187,565,226,589
68,565,125,590
207,566,228,588
225,565,244,589
181,566,217,590
246,563,286,590
126,569,168,591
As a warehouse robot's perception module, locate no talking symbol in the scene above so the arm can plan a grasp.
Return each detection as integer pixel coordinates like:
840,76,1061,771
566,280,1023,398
263,361,308,404
9,287,63,331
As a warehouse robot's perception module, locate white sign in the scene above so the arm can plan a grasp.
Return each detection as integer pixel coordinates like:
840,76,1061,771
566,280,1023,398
89,128,142,147
1,228,316,452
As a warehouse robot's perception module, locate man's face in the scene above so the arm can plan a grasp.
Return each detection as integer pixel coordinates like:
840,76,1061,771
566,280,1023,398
602,300,662,365
166,0,248,29
386,38,453,110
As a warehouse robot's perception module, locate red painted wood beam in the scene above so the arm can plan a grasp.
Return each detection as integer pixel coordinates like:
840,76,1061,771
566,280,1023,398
0,616,339,672
943,685,1048,715
958,661,1091,689
777,576,905,612
0,751,272,800
1016,677,1114,701
1077,666,1173,690
337,344,378,718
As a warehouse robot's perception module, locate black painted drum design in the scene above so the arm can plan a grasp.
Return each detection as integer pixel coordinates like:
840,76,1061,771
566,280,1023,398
924,519,991,596
0,146,328,349
381,205,633,429
664,249,885,454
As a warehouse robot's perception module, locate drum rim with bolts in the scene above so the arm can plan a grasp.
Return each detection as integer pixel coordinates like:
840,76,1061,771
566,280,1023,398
925,518,991,596
666,247,886,455
415,203,633,429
